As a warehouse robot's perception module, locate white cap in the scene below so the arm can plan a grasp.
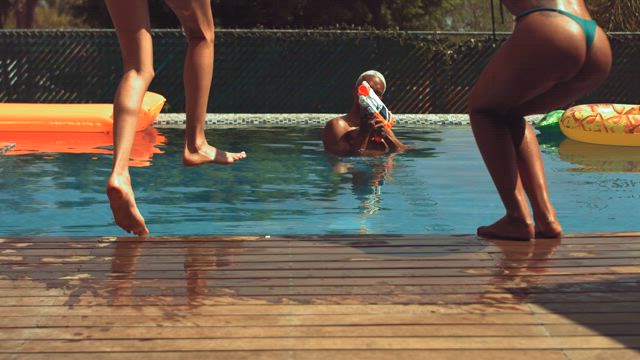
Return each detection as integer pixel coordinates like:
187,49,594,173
356,70,387,94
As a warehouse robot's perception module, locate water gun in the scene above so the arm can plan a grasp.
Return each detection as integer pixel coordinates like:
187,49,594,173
358,81,395,143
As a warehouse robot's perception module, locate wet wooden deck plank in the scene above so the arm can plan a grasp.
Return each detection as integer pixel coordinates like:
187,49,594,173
3,350,571,360
2,267,638,282
0,302,636,316
2,336,640,352
564,349,640,360
3,282,639,298
0,234,639,359
1,274,637,289
3,295,639,307
0,324,552,339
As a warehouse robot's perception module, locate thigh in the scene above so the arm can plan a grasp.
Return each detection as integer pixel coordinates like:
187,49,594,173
469,14,587,115
165,0,214,38
105,0,153,71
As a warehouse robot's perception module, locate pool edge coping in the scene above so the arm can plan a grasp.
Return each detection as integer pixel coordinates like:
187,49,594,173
155,113,545,128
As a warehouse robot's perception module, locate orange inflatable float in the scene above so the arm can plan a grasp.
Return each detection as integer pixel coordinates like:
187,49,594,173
560,104,640,146
0,92,165,133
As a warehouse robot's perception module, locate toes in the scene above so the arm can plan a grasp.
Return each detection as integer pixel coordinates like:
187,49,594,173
233,152,247,161
134,227,149,237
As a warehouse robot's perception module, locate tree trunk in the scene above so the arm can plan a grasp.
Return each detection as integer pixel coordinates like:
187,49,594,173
15,0,39,28
0,1,11,29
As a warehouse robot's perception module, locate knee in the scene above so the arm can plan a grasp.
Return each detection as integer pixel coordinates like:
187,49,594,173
184,25,215,45
139,68,155,83
122,67,155,86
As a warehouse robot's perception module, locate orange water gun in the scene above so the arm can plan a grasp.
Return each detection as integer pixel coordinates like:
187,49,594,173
358,81,395,143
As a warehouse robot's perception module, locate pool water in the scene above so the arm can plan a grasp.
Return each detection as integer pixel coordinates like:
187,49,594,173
0,126,638,236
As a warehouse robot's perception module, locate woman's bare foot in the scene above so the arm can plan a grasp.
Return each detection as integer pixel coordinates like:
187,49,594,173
183,143,247,167
534,217,563,239
106,175,149,236
477,215,534,241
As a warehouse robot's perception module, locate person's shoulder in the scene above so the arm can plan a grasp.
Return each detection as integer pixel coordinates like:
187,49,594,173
323,115,351,135
325,116,349,128
323,115,353,151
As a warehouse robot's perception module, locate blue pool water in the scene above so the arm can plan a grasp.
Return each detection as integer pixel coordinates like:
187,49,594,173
0,126,638,236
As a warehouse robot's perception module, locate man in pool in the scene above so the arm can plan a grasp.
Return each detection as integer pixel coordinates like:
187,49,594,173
323,71,406,156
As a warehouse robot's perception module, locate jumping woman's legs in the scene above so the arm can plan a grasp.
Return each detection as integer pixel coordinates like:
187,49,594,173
105,0,154,236
165,0,246,166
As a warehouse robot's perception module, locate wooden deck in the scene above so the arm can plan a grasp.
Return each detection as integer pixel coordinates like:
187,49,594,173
0,233,639,359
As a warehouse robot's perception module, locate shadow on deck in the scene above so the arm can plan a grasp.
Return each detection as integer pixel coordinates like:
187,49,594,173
0,233,639,359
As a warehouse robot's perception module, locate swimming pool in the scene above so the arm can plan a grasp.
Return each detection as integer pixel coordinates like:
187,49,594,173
0,126,638,236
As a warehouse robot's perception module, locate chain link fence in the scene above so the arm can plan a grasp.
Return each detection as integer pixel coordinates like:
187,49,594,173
0,30,638,113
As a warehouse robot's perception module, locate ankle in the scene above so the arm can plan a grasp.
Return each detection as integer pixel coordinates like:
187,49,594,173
185,129,208,150
185,138,208,153
504,212,533,225
108,171,131,186
533,211,559,224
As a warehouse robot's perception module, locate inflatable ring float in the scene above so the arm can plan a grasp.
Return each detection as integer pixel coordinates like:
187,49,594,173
0,92,165,133
560,104,640,146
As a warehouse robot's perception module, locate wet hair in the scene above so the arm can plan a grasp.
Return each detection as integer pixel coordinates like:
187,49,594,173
356,70,387,94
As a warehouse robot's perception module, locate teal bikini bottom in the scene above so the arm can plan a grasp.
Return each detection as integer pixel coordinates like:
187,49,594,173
516,7,597,48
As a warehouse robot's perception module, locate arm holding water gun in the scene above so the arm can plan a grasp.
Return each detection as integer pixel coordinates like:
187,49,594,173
357,80,407,154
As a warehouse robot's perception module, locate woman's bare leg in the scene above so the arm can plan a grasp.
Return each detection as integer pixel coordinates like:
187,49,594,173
505,26,611,238
165,0,246,166
105,0,153,236
469,13,591,240
508,121,562,238
470,112,535,240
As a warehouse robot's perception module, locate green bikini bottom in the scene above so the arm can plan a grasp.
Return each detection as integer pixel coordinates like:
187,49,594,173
516,7,597,48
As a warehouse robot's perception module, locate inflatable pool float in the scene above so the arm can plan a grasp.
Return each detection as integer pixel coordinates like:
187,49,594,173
537,110,564,133
560,104,640,146
0,92,165,133
559,138,640,172
0,127,166,167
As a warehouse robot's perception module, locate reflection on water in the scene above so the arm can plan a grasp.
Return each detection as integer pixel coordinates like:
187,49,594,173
0,127,166,167
559,139,640,173
329,155,396,216
538,131,640,173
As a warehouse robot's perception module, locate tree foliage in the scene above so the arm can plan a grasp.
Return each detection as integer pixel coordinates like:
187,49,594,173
213,0,445,30
0,0,638,32
68,0,178,29
588,0,640,32
0,0,38,28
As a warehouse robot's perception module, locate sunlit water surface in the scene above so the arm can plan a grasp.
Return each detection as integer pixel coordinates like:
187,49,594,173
0,126,638,236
